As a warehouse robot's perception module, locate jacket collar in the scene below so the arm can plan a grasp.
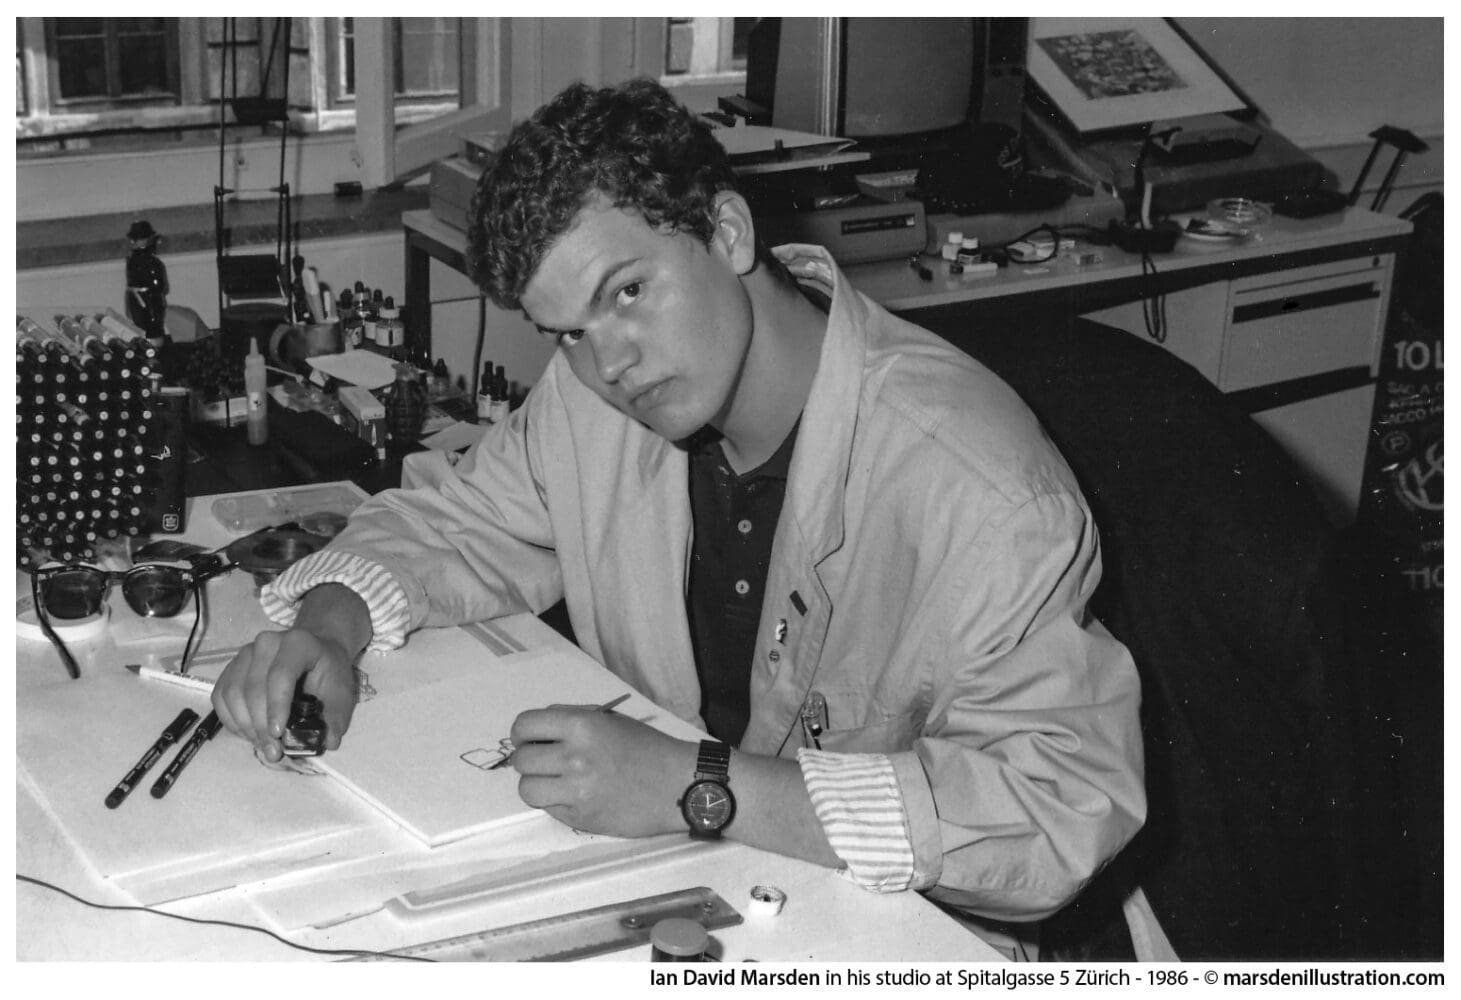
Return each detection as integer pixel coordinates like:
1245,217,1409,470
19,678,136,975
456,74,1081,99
771,244,871,566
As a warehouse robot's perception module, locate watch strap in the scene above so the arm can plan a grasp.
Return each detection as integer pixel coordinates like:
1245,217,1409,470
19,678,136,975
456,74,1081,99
693,740,731,783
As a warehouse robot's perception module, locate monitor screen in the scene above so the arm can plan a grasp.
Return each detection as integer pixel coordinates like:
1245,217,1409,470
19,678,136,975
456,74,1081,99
839,19,976,139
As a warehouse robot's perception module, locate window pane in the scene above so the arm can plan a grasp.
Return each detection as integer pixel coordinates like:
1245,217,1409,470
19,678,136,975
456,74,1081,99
731,18,756,65
55,37,108,99
52,19,105,39
340,17,356,97
398,18,457,95
118,35,172,96
665,18,694,75
205,18,261,104
334,17,459,103
115,18,169,34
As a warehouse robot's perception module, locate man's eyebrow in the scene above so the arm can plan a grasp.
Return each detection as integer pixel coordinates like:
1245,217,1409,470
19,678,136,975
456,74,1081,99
587,258,641,311
529,258,642,338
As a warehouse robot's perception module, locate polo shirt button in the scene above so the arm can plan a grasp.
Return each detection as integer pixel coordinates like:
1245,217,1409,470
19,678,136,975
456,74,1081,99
734,579,750,596
737,519,752,535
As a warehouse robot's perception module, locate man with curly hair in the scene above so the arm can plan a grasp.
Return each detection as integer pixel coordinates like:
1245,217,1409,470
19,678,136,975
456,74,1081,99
215,78,1144,951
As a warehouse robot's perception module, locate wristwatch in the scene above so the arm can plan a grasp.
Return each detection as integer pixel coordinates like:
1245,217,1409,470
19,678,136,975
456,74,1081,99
678,740,735,840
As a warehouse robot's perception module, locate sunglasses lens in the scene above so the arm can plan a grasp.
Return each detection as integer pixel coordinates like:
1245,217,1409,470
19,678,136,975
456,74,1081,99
122,566,191,618
40,568,108,619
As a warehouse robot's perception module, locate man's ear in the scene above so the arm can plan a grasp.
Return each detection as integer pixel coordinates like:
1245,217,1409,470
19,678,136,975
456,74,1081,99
711,192,757,275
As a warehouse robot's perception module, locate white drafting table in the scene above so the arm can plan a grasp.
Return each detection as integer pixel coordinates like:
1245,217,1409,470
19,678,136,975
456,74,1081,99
15,484,995,962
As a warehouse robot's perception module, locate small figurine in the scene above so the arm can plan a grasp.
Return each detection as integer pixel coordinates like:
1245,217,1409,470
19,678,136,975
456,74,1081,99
125,220,170,346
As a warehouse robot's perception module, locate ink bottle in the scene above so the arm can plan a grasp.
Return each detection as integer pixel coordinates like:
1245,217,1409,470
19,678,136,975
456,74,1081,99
956,236,981,267
489,364,510,423
940,231,964,262
281,693,326,757
477,360,495,422
378,296,404,354
339,289,363,349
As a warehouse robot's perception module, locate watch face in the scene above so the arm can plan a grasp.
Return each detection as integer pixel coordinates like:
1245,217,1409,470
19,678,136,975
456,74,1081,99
681,779,735,833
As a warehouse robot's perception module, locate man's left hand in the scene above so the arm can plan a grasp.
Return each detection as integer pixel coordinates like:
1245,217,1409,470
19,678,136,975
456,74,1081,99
508,706,697,837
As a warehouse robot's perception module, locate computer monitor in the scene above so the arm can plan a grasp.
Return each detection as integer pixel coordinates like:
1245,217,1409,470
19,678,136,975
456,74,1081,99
744,17,1027,152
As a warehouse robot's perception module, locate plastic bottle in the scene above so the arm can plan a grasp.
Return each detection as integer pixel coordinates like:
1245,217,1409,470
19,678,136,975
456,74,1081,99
244,336,269,445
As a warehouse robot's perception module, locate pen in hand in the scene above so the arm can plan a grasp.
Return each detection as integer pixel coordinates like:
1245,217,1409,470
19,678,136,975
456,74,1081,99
150,711,224,799
105,708,200,809
488,693,632,771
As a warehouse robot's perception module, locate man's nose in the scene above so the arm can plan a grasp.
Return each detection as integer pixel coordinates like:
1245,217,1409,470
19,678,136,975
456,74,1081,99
591,326,639,385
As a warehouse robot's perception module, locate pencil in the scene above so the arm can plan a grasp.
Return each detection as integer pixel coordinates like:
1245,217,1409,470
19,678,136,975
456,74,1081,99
488,693,632,771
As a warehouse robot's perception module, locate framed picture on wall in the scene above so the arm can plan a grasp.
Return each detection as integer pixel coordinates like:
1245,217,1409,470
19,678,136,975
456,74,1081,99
1027,18,1248,134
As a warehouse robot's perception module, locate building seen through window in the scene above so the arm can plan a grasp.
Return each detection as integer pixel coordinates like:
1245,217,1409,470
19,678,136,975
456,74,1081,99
16,17,750,159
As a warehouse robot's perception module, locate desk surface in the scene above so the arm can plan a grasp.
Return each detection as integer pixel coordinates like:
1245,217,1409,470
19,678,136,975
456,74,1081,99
844,206,1410,313
15,485,992,963
402,204,1410,316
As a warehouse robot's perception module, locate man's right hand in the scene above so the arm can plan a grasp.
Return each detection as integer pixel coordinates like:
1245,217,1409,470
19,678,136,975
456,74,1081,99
212,583,372,761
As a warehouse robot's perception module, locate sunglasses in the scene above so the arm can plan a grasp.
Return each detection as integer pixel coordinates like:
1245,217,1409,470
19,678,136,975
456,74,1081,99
30,553,235,679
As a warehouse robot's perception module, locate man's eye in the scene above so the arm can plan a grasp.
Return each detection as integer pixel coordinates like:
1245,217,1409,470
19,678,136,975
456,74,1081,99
615,282,642,308
558,330,585,347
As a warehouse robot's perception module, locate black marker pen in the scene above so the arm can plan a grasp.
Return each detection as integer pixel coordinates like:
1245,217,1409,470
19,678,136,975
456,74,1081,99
105,708,199,809
150,711,223,799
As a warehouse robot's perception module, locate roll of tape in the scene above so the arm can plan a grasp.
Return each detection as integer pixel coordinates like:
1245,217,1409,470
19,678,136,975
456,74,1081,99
748,884,786,918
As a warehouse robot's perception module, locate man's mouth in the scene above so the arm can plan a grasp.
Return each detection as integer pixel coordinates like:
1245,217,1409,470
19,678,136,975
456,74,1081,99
630,378,669,410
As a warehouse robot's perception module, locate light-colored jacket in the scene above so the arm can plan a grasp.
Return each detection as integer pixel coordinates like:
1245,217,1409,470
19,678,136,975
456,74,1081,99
279,246,1145,921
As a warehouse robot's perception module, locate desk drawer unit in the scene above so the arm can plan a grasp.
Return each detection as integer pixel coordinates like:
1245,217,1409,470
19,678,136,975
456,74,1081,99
1220,257,1390,393
1221,256,1394,525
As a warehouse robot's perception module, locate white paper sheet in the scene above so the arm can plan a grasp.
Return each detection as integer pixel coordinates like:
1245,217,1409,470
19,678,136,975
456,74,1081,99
16,665,366,904
306,349,399,389
315,636,703,848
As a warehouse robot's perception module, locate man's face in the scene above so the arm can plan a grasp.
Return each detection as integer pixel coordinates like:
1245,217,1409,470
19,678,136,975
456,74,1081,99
519,195,755,443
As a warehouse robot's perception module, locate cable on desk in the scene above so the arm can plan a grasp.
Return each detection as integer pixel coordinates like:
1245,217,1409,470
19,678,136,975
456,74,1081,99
1139,247,1169,344
15,873,433,961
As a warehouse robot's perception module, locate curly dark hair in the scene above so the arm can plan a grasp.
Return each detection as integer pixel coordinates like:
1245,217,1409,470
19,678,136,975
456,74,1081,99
467,78,739,311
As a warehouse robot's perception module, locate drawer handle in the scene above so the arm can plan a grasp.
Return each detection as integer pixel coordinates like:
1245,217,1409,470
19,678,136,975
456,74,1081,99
1232,283,1380,323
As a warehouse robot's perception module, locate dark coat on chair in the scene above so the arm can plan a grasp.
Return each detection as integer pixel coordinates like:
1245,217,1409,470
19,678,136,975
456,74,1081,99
910,308,1367,960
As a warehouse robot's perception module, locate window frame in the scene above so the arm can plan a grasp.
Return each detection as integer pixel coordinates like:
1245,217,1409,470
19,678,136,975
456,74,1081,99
17,16,493,156
44,18,182,111
635,17,749,114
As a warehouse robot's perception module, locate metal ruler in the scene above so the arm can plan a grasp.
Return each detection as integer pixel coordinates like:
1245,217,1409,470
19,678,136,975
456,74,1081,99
352,886,741,962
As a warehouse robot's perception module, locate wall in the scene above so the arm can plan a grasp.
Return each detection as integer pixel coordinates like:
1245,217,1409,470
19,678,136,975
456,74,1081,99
1174,17,1443,204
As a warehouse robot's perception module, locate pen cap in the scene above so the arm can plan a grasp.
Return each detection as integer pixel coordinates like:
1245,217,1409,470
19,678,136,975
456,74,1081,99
164,708,202,741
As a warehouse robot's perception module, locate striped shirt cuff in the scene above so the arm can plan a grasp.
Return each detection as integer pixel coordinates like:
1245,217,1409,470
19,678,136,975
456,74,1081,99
258,550,411,652
797,749,916,892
